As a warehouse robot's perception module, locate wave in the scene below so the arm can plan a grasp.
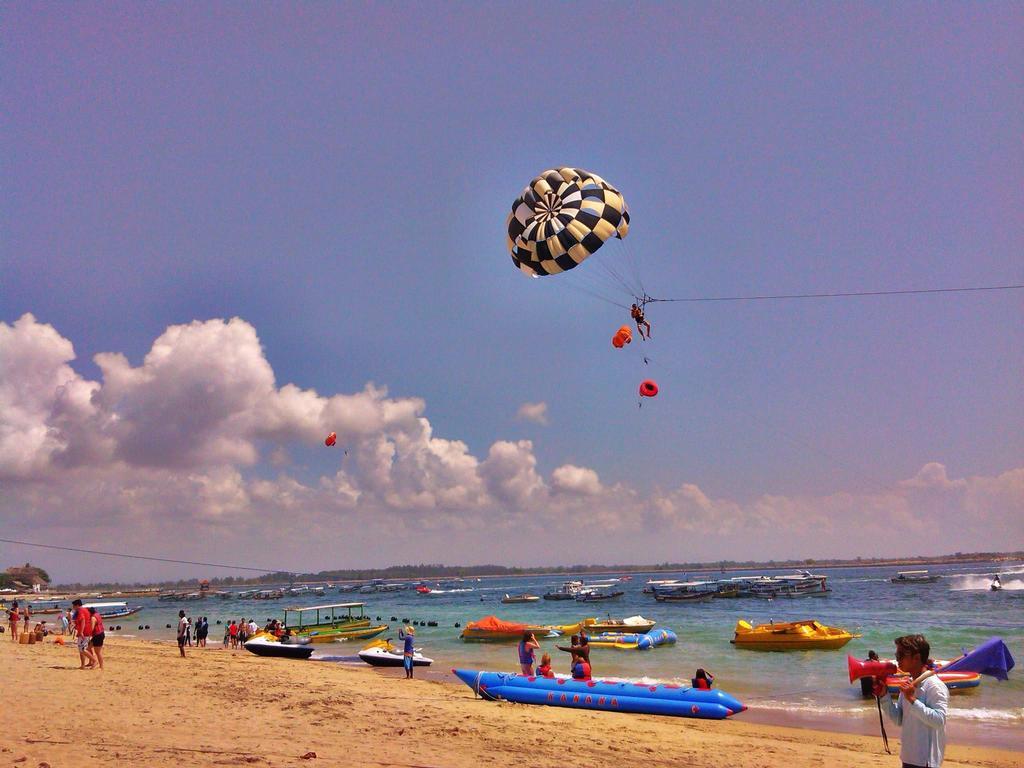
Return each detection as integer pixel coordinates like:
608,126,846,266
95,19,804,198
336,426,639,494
948,574,1024,591
747,699,1024,722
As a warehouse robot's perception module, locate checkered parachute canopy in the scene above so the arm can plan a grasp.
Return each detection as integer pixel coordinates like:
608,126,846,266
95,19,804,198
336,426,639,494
507,167,629,277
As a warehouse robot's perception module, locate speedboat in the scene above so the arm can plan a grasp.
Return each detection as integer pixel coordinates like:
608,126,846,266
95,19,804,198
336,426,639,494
501,593,540,604
543,581,584,600
357,639,433,667
244,635,314,659
731,619,860,651
575,589,625,602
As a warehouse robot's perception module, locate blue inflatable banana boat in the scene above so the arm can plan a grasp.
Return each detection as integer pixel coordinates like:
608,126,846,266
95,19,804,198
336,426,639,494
452,669,745,720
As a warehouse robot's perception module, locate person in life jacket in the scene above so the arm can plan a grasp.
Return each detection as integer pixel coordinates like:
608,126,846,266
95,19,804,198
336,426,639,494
631,303,651,340
692,668,715,690
535,652,554,678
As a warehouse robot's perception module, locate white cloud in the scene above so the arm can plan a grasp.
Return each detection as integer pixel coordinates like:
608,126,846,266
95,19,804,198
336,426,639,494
1,312,1022,581
516,401,548,425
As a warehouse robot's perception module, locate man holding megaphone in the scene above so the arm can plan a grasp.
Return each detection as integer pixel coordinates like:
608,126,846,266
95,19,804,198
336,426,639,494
876,634,949,768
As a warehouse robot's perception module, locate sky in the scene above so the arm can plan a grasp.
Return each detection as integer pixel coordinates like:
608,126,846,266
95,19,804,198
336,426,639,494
2,3,1022,584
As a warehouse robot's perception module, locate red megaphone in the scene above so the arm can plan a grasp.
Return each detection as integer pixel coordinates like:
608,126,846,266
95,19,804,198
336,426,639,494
847,655,898,683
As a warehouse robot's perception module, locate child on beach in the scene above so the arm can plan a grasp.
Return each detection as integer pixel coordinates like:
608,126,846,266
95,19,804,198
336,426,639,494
536,653,554,678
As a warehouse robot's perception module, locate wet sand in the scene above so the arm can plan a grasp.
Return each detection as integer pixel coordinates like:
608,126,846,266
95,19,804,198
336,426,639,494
2,637,1020,767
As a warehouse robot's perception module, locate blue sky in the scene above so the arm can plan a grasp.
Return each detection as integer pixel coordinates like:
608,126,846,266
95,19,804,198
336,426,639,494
2,4,1022,582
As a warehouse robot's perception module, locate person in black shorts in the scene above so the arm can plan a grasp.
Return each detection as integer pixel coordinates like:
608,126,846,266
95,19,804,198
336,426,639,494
630,303,651,339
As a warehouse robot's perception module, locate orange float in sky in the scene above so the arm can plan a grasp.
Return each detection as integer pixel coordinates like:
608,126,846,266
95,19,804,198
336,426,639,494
325,432,337,447
612,325,632,348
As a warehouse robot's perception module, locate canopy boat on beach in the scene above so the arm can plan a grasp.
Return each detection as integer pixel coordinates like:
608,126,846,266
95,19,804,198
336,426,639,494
357,638,433,667
82,601,143,619
452,669,746,720
282,603,387,644
731,619,859,651
501,593,540,603
585,615,656,634
890,570,940,584
244,635,314,660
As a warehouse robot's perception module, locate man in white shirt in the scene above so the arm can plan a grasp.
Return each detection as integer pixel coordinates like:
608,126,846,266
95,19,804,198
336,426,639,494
876,634,948,767
177,610,189,658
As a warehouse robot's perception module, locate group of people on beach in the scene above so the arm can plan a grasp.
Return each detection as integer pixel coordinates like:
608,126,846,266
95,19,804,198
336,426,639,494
7,599,107,670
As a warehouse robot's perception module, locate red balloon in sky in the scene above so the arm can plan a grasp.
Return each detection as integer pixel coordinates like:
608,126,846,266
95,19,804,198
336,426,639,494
638,380,659,398
325,432,337,447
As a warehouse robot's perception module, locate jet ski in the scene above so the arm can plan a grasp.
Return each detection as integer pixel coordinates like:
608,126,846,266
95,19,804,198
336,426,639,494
244,635,314,659
357,639,433,667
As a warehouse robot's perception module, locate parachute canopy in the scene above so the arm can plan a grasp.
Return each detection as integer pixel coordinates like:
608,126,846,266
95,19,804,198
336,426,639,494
612,325,633,348
639,380,659,398
325,432,337,447
507,167,629,277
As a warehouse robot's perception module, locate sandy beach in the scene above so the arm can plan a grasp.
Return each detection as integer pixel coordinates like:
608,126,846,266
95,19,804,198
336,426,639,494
2,637,1019,768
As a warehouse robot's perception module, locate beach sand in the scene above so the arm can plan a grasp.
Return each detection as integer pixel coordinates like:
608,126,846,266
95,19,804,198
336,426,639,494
2,637,1019,768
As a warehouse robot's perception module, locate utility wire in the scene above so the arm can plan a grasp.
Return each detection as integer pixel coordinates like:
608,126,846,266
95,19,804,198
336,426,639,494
0,537,282,574
646,284,1024,304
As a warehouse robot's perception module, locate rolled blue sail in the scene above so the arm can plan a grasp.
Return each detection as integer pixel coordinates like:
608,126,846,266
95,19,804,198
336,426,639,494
941,637,1015,681
452,669,745,720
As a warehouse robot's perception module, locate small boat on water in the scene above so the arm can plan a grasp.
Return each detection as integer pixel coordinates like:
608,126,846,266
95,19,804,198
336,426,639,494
452,669,746,720
655,591,712,603
585,615,656,634
357,639,433,667
575,589,625,602
891,570,940,584
82,601,143,619
26,599,65,615
543,581,584,600
244,635,314,660
732,619,859,651
501,593,540,604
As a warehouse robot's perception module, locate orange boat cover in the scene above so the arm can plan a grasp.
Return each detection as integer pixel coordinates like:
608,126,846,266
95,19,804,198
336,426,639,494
465,615,529,633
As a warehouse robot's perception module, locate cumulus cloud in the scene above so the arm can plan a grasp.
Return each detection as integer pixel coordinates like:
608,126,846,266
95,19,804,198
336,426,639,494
516,401,548,425
1,312,1022,580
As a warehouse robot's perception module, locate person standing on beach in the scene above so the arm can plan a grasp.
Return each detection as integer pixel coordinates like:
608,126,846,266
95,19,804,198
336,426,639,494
518,631,540,676
177,610,188,658
71,599,96,669
8,601,20,641
875,633,948,768
400,625,416,679
88,607,105,670
60,609,70,636
228,620,238,648
22,603,31,635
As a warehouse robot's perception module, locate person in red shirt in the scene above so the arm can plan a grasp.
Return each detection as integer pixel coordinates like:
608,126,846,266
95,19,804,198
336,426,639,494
228,620,239,649
88,607,106,670
71,599,96,669
7,602,19,642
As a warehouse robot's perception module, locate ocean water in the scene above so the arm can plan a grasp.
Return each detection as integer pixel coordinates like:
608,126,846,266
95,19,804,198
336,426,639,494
103,560,1023,749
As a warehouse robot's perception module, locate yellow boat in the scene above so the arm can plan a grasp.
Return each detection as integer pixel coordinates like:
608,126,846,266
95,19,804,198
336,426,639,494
731,619,860,651
282,602,387,644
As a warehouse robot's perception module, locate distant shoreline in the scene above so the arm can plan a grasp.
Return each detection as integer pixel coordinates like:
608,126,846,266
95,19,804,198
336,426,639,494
42,551,1023,594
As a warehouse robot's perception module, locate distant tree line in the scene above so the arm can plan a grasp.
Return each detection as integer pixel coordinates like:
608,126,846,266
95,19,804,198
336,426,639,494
46,550,1023,591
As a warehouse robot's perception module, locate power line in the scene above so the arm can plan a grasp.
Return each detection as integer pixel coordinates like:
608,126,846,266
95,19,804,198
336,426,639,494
646,284,1024,304
0,537,283,574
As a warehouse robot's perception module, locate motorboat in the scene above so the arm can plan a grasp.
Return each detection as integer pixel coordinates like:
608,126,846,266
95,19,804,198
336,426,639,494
244,635,314,660
575,589,624,602
501,593,540,604
585,615,656,634
357,639,433,667
543,581,584,600
655,591,712,603
731,619,859,651
891,570,940,584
